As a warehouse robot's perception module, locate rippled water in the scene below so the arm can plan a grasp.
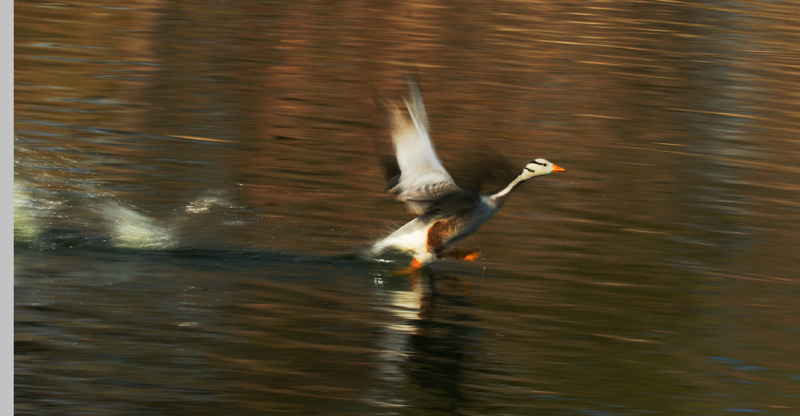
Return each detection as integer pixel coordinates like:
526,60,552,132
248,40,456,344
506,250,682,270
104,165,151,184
15,1,800,415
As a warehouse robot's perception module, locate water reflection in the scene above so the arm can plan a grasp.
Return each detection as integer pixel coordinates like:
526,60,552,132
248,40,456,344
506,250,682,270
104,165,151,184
367,267,478,413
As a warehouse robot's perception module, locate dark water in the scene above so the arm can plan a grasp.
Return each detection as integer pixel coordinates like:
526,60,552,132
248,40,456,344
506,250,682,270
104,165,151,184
14,1,800,415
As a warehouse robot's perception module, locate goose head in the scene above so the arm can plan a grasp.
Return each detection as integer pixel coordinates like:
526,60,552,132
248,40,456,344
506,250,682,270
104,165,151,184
520,158,565,179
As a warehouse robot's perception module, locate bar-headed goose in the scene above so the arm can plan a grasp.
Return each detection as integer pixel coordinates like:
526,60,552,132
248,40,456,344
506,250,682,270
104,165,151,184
370,78,565,269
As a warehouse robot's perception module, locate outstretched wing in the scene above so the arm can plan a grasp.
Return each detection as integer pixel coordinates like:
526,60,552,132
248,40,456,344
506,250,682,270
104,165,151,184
373,79,460,214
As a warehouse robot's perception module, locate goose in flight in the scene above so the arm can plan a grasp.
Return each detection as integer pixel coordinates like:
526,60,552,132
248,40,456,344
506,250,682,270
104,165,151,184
370,78,565,269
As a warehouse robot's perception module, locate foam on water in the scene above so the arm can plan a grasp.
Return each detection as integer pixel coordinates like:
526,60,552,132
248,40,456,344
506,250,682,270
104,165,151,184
99,201,176,249
14,144,251,250
14,182,43,244
14,140,182,250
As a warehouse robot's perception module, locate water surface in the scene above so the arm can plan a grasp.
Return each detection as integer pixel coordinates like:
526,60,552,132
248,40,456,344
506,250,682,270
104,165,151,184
15,1,800,414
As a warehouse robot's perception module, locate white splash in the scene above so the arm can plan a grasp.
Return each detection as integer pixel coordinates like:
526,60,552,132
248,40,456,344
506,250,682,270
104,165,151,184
14,182,43,244
100,201,175,249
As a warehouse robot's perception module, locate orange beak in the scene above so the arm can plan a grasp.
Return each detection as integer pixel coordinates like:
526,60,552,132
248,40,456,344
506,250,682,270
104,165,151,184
552,164,566,173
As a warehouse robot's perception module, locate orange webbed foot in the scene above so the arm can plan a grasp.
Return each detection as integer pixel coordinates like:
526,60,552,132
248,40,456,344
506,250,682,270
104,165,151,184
442,248,482,262
462,251,482,261
394,257,426,276
406,257,425,271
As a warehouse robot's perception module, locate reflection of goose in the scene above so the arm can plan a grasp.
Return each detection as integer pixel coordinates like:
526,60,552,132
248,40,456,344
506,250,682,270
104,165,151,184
370,78,565,269
366,267,476,409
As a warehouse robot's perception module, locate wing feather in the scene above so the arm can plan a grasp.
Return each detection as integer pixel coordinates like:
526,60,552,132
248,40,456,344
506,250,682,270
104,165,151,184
374,79,460,214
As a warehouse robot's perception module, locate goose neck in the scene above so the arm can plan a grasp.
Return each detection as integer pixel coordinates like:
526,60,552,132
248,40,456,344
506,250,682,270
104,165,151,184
489,174,527,202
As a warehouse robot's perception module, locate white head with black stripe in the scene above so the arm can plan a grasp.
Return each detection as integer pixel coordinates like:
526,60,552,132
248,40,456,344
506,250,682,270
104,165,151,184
520,158,566,180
